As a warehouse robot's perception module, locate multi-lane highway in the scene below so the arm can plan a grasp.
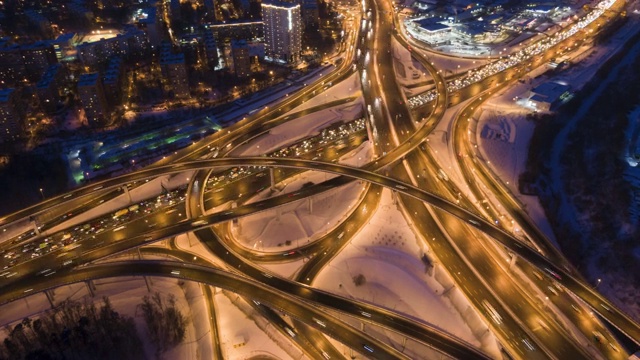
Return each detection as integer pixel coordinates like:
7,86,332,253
5,155,639,350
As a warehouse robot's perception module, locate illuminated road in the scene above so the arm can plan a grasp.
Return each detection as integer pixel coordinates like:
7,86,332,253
5,153,637,349
0,257,490,359
1,0,638,358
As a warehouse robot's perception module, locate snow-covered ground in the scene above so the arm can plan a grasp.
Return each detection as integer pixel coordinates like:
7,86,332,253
312,189,501,358
214,289,304,360
232,180,364,252
393,37,491,98
0,171,193,250
232,101,364,158
471,84,559,244
392,37,429,87
0,274,208,360
283,72,362,114
426,12,640,248
230,160,501,357
230,141,373,255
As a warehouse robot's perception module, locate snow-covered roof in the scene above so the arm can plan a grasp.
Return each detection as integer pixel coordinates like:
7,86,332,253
415,18,450,32
530,81,571,103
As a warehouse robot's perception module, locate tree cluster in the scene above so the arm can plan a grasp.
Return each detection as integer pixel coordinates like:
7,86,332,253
352,274,367,286
524,27,640,289
139,292,187,358
0,298,144,360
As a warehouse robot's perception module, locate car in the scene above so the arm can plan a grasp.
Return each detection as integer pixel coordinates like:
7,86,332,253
191,220,209,226
36,268,52,276
592,331,604,343
522,338,535,351
544,267,562,280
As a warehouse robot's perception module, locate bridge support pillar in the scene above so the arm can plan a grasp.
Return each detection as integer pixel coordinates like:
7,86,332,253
308,198,312,213
364,113,376,158
509,253,517,270
443,283,455,296
86,280,95,297
122,186,132,203
276,204,282,221
427,262,436,277
231,201,238,228
269,168,276,191
143,276,152,292
45,289,55,308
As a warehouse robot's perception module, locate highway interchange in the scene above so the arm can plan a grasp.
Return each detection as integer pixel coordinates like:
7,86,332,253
1,0,639,358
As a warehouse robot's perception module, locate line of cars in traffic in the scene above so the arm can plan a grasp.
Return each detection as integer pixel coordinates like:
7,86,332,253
1,185,189,277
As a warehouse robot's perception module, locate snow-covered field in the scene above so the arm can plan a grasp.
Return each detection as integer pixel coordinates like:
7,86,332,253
214,289,303,359
231,172,500,358
0,274,208,360
312,189,501,358
232,180,364,252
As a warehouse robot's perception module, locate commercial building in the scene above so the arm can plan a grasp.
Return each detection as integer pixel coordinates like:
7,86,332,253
77,73,109,127
526,81,572,111
261,1,302,65
52,33,78,60
0,88,23,143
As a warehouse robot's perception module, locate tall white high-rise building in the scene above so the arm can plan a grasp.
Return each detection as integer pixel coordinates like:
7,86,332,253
261,1,302,65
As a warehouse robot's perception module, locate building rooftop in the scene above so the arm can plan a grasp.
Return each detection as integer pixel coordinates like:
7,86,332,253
54,33,77,44
103,58,123,83
232,39,248,47
527,5,556,13
415,18,450,32
0,88,15,103
205,20,263,28
78,72,100,87
261,0,300,9
531,81,571,103
36,64,62,89
134,8,157,24
160,52,185,65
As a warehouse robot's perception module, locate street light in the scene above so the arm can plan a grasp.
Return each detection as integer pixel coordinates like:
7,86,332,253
39,188,44,200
